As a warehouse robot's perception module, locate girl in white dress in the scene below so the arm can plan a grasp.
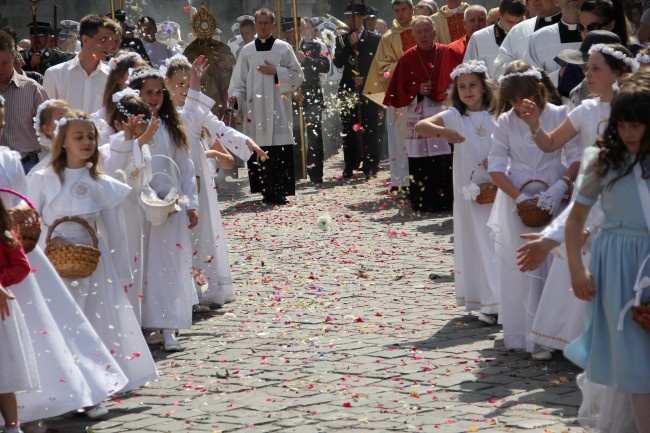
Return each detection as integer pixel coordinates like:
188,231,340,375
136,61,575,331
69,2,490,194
128,65,204,352
26,112,158,394
163,55,265,308
93,52,148,144
487,61,582,359
415,61,500,325
0,98,39,433
516,43,637,351
102,89,160,325
30,99,73,173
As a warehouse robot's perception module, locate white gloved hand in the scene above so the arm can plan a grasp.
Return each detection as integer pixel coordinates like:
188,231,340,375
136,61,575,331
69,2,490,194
537,179,569,214
515,193,532,204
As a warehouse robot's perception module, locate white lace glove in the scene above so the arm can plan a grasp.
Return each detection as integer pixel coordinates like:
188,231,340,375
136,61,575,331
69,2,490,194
537,179,569,214
515,193,531,204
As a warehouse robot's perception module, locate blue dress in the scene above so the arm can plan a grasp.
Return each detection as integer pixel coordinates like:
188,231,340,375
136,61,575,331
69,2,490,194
565,155,650,394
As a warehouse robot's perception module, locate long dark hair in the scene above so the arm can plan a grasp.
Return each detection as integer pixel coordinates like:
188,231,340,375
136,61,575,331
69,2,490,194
102,53,147,123
129,72,188,150
581,0,629,44
596,73,650,188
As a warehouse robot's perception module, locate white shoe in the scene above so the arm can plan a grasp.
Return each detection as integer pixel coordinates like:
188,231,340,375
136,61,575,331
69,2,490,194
162,329,182,352
86,402,109,420
531,350,552,361
4,425,24,433
478,313,497,325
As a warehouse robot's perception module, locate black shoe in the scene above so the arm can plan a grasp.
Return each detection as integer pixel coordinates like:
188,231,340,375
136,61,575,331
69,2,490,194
310,177,323,184
390,186,409,194
262,195,277,204
276,196,289,205
342,170,353,179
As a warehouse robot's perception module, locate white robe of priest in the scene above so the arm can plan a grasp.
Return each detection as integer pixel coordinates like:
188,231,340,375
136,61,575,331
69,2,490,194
524,21,582,78
228,39,304,148
463,24,501,80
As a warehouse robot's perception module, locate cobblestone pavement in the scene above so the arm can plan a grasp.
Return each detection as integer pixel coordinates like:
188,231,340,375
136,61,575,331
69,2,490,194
45,153,582,433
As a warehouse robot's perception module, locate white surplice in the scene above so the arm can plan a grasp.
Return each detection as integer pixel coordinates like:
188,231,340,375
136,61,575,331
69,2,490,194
229,38,304,147
524,21,581,78
463,24,501,80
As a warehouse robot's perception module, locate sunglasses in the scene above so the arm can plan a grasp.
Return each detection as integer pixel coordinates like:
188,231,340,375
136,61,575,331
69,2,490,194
577,19,612,32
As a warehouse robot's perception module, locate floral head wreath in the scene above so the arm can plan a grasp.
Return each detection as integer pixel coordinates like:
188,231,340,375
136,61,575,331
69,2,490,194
588,44,639,72
497,68,542,85
112,88,151,123
636,53,650,65
53,116,95,138
109,52,142,71
450,61,489,80
127,68,165,85
159,53,189,75
33,99,59,148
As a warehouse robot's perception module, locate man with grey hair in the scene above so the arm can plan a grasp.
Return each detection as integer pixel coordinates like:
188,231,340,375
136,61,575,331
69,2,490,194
363,0,415,192
438,5,487,91
384,15,452,212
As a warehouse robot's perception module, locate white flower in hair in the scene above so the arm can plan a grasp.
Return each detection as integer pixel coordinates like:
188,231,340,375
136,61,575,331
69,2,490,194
636,53,650,65
450,61,489,80
109,52,142,71
53,116,94,137
127,68,165,85
159,53,189,76
497,68,543,85
588,44,639,72
112,88,140,103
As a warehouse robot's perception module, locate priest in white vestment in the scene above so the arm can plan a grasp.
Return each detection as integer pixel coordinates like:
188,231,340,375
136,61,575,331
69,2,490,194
229,8,304,205
493,0,561,76
463,0,526,79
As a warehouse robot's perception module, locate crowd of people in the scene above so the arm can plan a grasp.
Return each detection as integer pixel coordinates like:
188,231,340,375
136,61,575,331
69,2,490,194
0,0,648,432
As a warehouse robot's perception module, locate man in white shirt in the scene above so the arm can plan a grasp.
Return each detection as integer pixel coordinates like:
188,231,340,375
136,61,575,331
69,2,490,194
138,16,173,68
43,14,118,114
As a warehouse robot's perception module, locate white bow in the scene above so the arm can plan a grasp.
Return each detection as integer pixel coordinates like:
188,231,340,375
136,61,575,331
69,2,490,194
112,88,140,103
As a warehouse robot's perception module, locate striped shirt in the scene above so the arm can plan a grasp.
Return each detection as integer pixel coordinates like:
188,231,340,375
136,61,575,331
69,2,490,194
0,71,47,156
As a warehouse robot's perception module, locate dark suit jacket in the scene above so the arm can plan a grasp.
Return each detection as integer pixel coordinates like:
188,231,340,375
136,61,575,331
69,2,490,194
333,29,380,93
21,48,74,75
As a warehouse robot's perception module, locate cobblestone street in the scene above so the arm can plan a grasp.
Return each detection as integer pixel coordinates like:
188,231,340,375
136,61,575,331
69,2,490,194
47,153,582,433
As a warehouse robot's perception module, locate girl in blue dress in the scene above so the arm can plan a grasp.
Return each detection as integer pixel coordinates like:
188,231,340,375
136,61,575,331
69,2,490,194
565,73,650,430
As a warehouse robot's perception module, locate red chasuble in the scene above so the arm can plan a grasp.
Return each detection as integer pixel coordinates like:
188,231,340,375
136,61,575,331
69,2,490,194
383,44,448,108
438,36,469,94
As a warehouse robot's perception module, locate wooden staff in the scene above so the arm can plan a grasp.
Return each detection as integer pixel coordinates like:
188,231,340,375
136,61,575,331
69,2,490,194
350,0,364,155
276,0,281,38
27,0,41,50
52,0,59,48
109,0,116,20
292,0,306,179
119,0,124,9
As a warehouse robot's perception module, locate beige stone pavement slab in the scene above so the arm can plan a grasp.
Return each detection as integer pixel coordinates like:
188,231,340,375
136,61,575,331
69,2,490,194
44,153,581,433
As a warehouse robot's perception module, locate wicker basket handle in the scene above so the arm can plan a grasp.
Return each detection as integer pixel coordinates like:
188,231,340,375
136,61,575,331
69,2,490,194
45,216,99,250
519,179,549,193
469,160,489,183
0,188,36,210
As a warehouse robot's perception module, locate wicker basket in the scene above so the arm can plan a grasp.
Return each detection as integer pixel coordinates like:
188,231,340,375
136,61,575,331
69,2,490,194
469,162,497,205
44,216,101,279
632,302,650,332
0,188,41,253
140,155,182,225
516,179,553,228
